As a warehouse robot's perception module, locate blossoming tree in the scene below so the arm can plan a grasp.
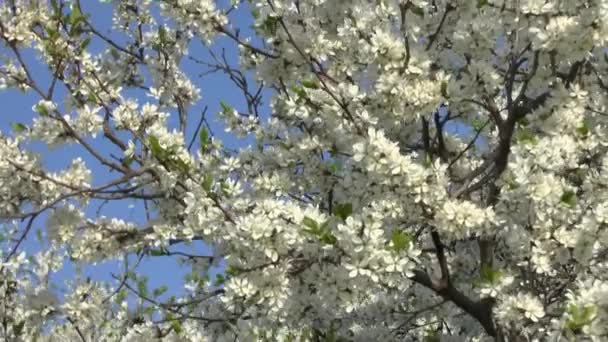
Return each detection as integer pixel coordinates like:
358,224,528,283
1,0,608,340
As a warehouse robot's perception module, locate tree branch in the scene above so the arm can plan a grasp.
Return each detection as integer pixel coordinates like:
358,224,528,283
411,270,496,337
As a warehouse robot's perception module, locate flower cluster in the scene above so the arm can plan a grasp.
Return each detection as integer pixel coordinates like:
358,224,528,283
2,0,608,340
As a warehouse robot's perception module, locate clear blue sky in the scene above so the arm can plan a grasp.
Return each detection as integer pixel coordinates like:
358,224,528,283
0,0,267,302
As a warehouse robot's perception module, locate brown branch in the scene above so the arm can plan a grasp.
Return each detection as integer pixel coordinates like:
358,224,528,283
187,106,209,151
433,111,449,162
2,214,38,263
425,3,455,51
411,270,496,337
66,316,86,342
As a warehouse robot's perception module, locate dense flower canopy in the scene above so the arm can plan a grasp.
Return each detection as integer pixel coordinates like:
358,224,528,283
2,0,608,340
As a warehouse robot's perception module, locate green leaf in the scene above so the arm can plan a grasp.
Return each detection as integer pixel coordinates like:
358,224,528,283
226,266,239,277
302,79,319,89
251,8,260,19
202,174,213,192
68,6,87,36
122,155,134,168
148,136,165,160
172,157,190,173
45,26,59,41
214,274,225,286
319,231,337,245
480,265,503,284
440,81,449,98
50,0,60,14
171,320,183,334
302,217,318,231
69,7,84,25
423,154,433,168
261,16,280,35
158,26,168,44
576,120,590,136
566,304,596,333
561,191,577,207
220,100,232,113
153,285,168,297
87,92,98,103
328,162,341,174
126,271,137,281
0,232,5,242
391,230,412,252
480,265,493,281
79,37,91,52
516,117,530,127
13,321,25,336
143,306,156,315
302,218,337,245
199,127,209,152
137,277,148,297
333,203,353,221
115,289,127,303
324,329,337,342
11,122,27,132
149,249,167,256
220,181,230,195
515,128,538,145
472,118,485,131
33,104,49,116
410,5,425,17
423,332,440,342
110,48,120,60
477,0,489,8
290,86,307,100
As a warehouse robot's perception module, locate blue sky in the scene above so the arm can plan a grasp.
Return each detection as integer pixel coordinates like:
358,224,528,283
0,0,267,302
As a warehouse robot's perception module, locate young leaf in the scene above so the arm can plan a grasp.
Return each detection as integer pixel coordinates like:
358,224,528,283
11,122,27,132
480,265,503,284
220,100,232,113
333,203,353,221
391,230,412,252
214,274,225,286
320,231,337,245
171,320,183,334
199,127,209,152
202,174,213,192
122,156,134,168
225,266,239,277
172,157,191,173
69,7,84,26
153,285,168,297
302,79,319,89
13,321,25,336
302,217,318,231
566,304,596,333
516,128,538,145
440,81,449,98
148,136,165,160
33,104,49,116
561,191,577,207
410,5,425,17
79,37,92,52
576,120,590,136
136,277,148,297
261,16,280,35
149,249,167,256
158,26,168,44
